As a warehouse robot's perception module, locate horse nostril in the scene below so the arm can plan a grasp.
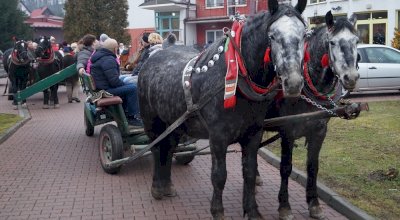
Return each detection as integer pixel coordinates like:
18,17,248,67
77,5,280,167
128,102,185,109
283,79,289,88
344,74,349,81
357,73,360,80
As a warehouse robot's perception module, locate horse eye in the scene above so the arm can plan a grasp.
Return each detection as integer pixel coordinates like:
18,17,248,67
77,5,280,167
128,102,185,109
269,35,275,41
329,41,335,46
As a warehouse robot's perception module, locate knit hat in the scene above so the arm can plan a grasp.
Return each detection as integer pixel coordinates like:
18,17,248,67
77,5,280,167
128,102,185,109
142,33,149,44
100,33,109,42
102,38,118,52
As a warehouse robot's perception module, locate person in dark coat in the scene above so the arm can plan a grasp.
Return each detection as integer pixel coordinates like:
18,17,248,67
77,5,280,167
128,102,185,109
90,38,142,127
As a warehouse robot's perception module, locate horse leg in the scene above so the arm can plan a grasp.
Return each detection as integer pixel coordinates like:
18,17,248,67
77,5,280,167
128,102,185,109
148,116,178,200
43,89,49,109
20,72,29,105
278,133,295,220
240,130,263,219
51,84,59,108
209,137,228,220
151,133,178,200
305,124,327,219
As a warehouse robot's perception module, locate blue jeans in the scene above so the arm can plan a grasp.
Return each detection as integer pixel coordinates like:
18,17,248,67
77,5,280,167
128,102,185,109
119,75,137,85
106,84,139,117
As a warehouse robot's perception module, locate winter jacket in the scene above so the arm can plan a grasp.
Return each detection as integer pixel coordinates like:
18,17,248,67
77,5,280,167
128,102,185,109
131,46,150,76
76,46,94,72
90,48,124,90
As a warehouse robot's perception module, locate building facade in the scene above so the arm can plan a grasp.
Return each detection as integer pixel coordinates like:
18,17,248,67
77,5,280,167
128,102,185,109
138,0,268,48
25,6,64,42
303,0,400,46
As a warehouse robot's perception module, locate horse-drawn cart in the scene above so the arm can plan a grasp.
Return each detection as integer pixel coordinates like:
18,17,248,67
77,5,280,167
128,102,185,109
80,71,199,174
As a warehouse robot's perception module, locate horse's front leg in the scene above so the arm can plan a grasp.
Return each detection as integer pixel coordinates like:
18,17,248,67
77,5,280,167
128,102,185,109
240,129,263,220
209,137,228,220
305,122,327,219
151,134,178,200
51,84,59,108
278,133,295,220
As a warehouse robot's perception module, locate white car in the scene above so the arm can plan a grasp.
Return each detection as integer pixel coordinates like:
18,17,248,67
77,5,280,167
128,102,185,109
342,44,400,97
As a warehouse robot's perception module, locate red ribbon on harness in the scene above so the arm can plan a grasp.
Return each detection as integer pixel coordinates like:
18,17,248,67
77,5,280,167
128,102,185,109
224,21,244,109
321,53,329,68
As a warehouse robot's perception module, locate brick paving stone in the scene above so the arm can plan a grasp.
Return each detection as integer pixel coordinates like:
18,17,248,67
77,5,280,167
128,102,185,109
0,80,348,219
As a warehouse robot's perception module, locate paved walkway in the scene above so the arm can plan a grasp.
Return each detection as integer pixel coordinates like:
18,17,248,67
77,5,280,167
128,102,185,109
0,77,347,219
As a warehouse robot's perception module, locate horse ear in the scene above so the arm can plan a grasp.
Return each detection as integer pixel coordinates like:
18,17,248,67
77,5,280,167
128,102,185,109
325,11,334,29
295,0,307,14
268,0,279,15
349,13,357,27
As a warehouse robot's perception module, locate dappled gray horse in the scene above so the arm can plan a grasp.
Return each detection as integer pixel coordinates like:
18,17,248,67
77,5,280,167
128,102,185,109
138,0,308,219
265,11,359,220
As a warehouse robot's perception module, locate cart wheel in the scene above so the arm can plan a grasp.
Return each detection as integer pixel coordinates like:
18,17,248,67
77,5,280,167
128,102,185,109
99,124,123,174
84,112,94,136
174,155,195,165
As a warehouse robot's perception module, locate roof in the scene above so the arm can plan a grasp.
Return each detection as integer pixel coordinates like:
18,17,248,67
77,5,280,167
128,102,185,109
31,6,55,17
139,0,192,7
26,21,62,28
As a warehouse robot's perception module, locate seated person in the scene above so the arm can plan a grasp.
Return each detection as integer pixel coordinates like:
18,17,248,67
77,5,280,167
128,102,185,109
120,32,164,85
90,38,142,127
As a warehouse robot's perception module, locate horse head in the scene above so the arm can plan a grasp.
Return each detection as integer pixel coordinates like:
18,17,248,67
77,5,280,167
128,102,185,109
325,11,360,90
12,40,29,64
35,36,52,59
266,0,307,97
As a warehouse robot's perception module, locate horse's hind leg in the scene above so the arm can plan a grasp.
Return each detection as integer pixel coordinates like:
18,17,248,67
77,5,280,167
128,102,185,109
239,130,263,219
305,124,327,219
43,89,50,109
278,134,295,220
151,134,179,200
209,137,228,220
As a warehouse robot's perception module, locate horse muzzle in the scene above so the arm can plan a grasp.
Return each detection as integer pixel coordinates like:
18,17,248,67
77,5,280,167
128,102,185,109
281,74,304,97
340,71,360,90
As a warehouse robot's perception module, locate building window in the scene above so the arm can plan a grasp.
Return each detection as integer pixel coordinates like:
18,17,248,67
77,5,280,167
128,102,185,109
356,11,388,45
206,0,224,8
155,12,180,40
206,30,224,44
310,0,326,4
228,0,247,6
397,11,400,29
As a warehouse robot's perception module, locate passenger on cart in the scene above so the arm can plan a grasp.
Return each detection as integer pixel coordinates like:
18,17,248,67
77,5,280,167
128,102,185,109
90,38,143,128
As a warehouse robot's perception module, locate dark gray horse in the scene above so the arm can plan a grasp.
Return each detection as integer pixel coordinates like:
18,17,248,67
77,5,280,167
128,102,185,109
264,11,359,220
2,40,33,105
35,36,63,109
138,0,308,219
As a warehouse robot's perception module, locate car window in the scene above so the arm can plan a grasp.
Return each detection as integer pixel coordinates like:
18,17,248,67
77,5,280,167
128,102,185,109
364,47,400,64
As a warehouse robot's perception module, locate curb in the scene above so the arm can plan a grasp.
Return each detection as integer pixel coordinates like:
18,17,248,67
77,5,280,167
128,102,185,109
0,104,31,145
258,148,375,220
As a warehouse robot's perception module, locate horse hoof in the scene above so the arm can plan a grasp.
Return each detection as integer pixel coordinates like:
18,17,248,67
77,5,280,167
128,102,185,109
255,175,264,186
13,105,18,110
42,105,49,109
54,104,60,109
21,103,27,108
278,207,293,220
309,205,325,219
151,186,164,200
212,213,224,220
163,184,177,197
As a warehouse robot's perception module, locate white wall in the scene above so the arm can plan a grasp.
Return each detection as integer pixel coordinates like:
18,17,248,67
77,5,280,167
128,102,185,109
297,0,400,45
127,0,155,29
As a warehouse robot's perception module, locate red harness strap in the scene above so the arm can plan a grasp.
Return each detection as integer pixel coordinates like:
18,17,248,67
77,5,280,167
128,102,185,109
37,48,55,64
303,43,333,100
224,21,275,108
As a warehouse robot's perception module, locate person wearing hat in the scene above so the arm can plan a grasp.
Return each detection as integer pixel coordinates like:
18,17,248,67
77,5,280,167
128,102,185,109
90,38,142,127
